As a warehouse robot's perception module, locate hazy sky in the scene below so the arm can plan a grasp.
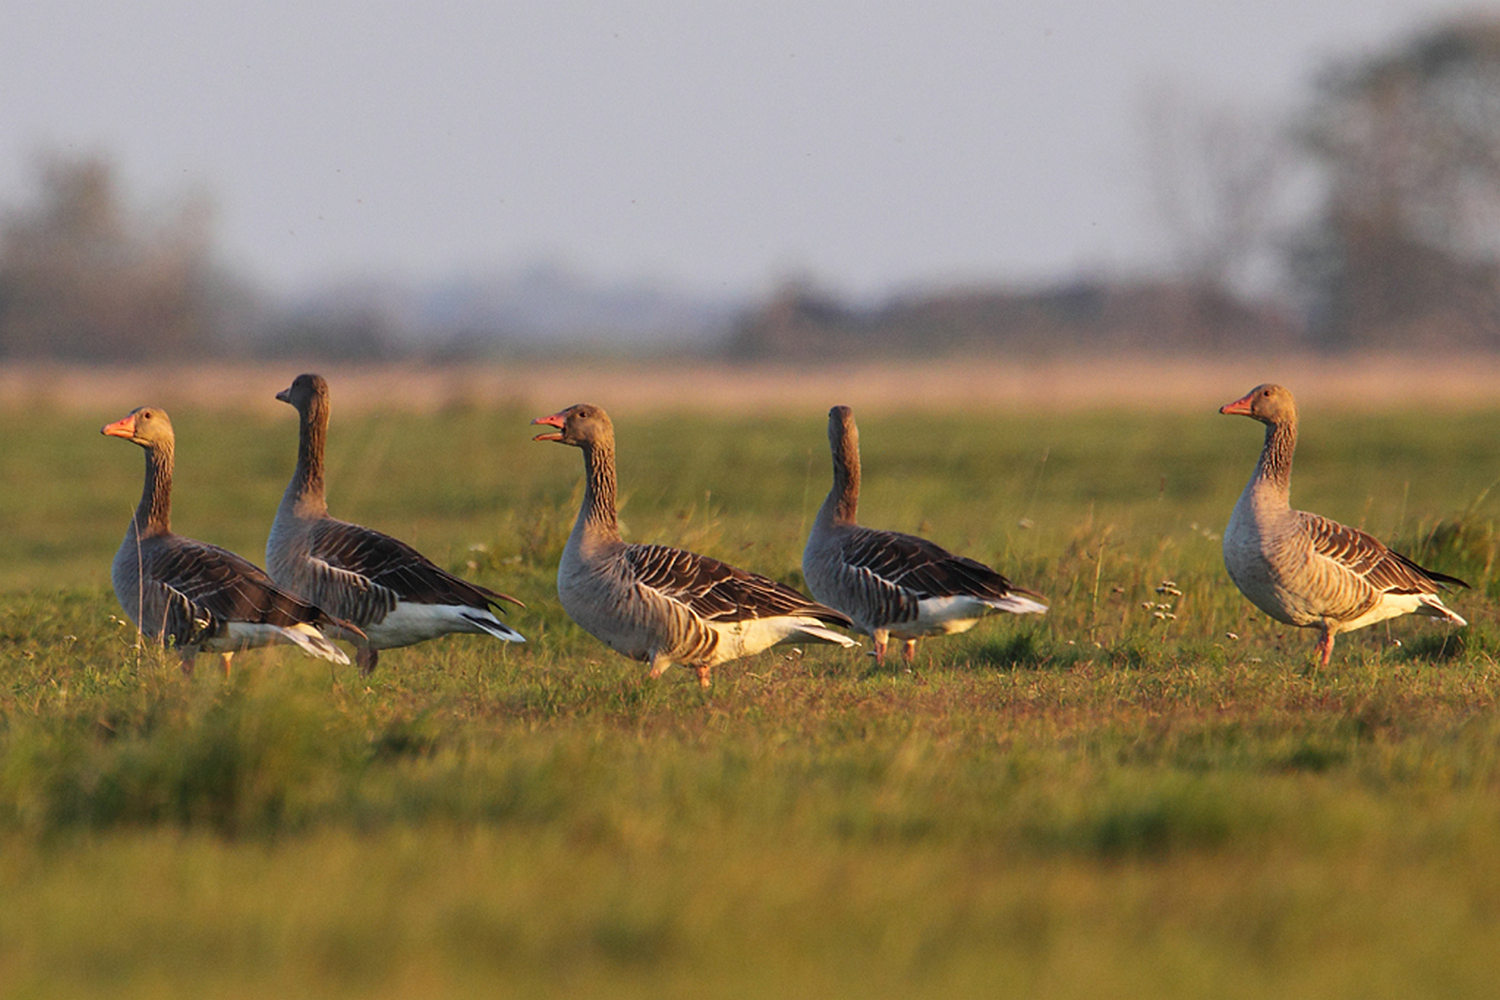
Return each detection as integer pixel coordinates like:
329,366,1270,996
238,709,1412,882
0,1,1475,299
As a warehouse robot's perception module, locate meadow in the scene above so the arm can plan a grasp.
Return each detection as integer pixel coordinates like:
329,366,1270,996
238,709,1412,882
3,374,1500,998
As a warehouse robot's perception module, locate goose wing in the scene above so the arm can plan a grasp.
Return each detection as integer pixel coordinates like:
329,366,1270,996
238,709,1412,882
624,543,850,626
144,536,336,645
1299,511,1470,595
843,526,1036,601
309,518,525,612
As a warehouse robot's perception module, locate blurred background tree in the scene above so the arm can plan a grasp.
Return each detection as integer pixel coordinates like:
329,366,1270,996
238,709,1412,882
1141,83,1292,306
0,153,249,360
8,15,1500,361
1291,17,1500,350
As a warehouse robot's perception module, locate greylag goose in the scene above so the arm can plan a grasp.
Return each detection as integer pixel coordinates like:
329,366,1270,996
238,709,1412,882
802,405,1048,667
102,406,352,675
1220,383,1468,665
532,403,856,688
266,373,525,675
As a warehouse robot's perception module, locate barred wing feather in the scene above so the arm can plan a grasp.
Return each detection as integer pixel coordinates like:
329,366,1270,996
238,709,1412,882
843,527,1041,605
310,518,523,611
1299,512,1469,595
624,543,851,627
151,538,331,628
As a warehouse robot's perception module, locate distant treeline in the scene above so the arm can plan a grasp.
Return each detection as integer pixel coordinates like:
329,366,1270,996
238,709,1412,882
8,18,1500,360
726,279,1303,359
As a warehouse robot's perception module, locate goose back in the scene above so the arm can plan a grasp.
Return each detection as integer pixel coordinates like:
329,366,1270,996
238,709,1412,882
1219,383,1466,663
802,405,1046,663
104,405,350,669
536,402,854,686
268,373,524,669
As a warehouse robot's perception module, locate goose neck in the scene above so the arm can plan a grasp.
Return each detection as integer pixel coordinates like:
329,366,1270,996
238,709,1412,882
579,438,621,540
135,438,173,536
824,427,860,525
289,399,329,515
1255,417,1296,496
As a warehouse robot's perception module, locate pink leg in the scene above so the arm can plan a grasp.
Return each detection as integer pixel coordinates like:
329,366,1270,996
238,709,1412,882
1315,626,1336,666
219,652,233,677
872,630,890,664
901,639,918,667
179,650,196,676
693,664,713,689
356,646,379,676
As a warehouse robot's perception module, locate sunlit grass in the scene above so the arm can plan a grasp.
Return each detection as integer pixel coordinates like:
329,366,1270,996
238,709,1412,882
2,401,1499,996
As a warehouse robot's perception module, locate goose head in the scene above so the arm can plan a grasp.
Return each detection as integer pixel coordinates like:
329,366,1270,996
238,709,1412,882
101,406,174,449
1219,383,1296,426
532,403,613,448
827,404,857,443
275,372,330,414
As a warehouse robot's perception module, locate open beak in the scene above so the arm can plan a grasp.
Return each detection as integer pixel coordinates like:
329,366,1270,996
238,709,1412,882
1219,392,1254,416
531,412,566,442
101,414,137,439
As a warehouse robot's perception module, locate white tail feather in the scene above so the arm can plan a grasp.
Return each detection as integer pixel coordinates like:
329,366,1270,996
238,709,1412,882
284,623,351,664
985,594,1049,616
461,611,527,642
793,624,859,648
1416,595,1466,626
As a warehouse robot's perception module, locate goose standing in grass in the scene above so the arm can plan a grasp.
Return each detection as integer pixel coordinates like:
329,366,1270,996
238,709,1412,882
802,405,1048,668
267,373,525,675
1220,383,1468,665
532,403,856,689
103,406,352,675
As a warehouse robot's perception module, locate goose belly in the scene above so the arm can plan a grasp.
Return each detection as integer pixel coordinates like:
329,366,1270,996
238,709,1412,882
888,595,990,639
556,572,656,662
204,622,297,653
360,601,493,649
1222,506,1316,626
1334,593,1427,633
110,537,144,630
699,616,816,663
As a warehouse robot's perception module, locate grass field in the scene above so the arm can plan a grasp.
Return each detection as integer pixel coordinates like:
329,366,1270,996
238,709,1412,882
3,370,1500,998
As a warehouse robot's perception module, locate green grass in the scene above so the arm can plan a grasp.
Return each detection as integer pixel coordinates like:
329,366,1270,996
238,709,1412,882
2,398,1500,997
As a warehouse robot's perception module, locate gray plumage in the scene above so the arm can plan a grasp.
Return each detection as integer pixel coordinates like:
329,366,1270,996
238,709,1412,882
532,402,855,689
802,405,1047,667
102,406,352,674
266,373,525,675
1219,383,1467,665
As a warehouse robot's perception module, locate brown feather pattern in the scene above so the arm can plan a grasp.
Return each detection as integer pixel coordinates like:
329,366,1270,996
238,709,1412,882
1220,382,1467,665
267,373,524,665
143,537,348,646
1300,512,1470,596
104,404,353,666
624,543,852,626
837,525,1039,624
306,517,518,620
